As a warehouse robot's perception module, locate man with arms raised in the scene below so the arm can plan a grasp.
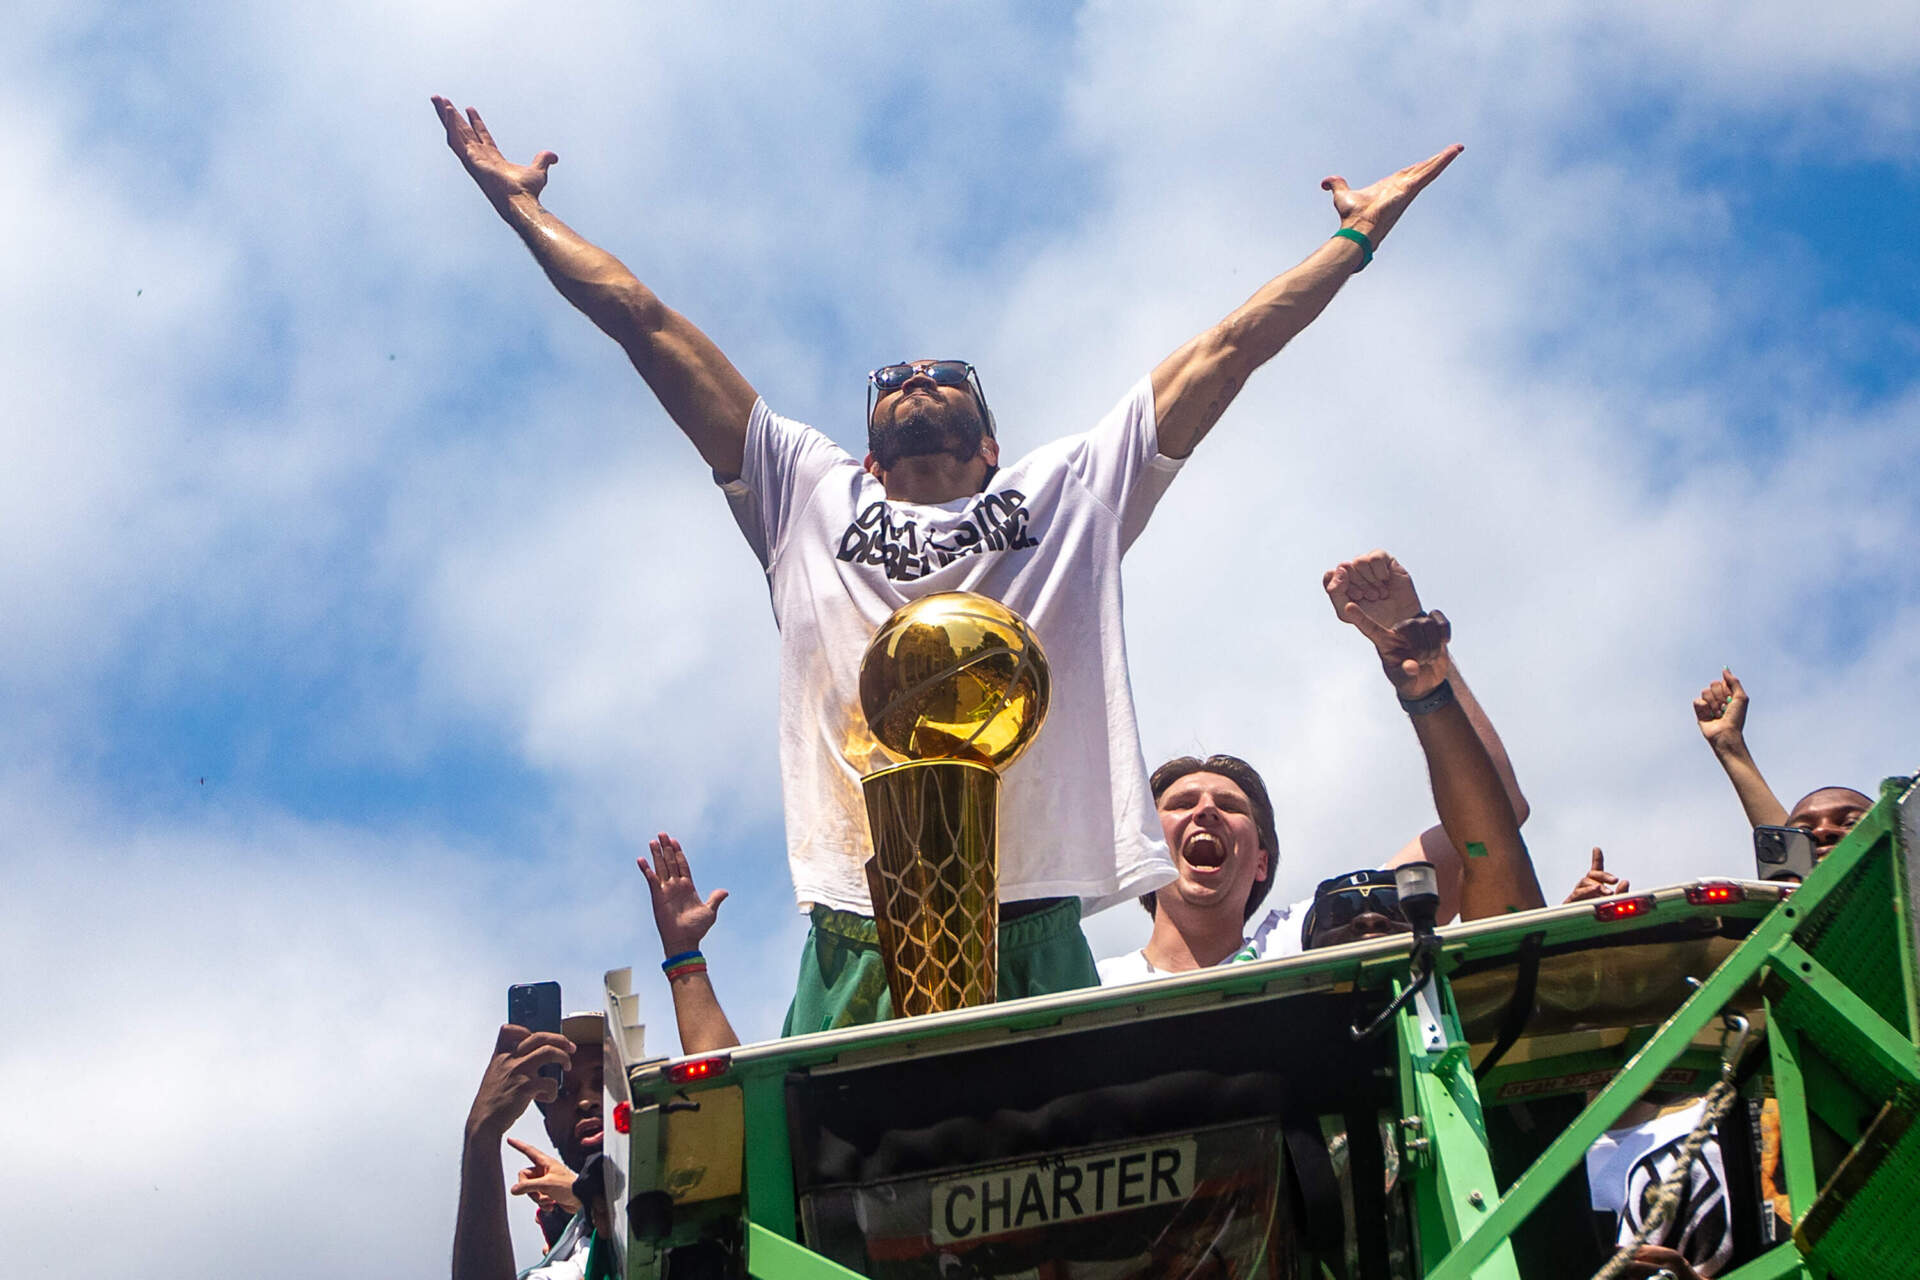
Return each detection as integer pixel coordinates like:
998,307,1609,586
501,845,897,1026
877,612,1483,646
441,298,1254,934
433,96,1462,1028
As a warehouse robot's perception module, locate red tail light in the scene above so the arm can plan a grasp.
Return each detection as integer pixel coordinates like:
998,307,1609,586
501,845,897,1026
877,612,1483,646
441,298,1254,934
612,1101,631,1134
666,1054,732,1084
1684,882,1745,906
1593,894,1656,922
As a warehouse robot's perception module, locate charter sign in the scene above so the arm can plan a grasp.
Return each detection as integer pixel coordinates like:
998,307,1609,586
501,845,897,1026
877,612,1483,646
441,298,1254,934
930,1138,1199,1245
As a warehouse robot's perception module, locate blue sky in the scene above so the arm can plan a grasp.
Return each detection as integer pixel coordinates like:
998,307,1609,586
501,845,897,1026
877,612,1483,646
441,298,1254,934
5,2,1917,1274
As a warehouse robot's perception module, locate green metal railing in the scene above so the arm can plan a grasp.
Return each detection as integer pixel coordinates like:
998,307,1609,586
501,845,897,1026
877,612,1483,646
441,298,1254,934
1413,776,1916,1280
621,775,1916,1279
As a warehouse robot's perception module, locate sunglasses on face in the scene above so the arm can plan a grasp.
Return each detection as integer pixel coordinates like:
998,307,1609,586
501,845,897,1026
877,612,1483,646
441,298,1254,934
1311,883,1408,933
868,360,976,392
865,360,995,440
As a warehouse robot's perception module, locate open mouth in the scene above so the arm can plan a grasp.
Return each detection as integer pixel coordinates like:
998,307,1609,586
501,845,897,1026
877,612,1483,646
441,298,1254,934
1183,831,1227,870
575,1117,604,1149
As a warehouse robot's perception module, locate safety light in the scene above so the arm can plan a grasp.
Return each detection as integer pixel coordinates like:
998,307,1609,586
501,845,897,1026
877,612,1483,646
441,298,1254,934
612,1101,631,1134
666,1054,732,1084
1593,894,1656,922
1393,860,1442,936
1351,861,1444,1042
1684,883,1746,906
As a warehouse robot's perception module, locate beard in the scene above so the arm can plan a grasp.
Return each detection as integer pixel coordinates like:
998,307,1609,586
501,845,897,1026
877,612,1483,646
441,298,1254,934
868,395,986,472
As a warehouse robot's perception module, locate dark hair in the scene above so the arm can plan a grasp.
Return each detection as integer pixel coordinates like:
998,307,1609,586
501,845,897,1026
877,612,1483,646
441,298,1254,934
1140,754,1281,922
1788,785,1874,814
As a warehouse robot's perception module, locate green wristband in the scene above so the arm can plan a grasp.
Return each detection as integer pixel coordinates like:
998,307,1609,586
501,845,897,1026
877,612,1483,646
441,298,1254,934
1332,226,1374,270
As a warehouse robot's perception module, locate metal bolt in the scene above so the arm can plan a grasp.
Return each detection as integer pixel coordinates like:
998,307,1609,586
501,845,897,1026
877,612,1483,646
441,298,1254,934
1468,1190,1485,1208
1399,1115,1424,1131
1406,1137,1430,1154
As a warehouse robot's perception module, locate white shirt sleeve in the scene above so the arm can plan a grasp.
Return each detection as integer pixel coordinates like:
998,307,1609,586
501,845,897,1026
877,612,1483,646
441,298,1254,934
1054,376,1185,552
718,399,853,570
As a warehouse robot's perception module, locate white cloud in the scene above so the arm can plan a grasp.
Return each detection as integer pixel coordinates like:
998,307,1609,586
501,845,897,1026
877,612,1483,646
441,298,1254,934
4,1,1917,1274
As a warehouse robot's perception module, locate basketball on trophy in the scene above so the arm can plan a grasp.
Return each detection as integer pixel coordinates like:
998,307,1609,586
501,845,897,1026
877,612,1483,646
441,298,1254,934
858,592,1051,769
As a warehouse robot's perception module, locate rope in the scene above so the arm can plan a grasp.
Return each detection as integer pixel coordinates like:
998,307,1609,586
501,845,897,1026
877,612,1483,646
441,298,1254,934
1588,1015,1753,1280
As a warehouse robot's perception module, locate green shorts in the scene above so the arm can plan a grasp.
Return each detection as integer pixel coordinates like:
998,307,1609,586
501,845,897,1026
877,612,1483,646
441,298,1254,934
781,898,1098,1036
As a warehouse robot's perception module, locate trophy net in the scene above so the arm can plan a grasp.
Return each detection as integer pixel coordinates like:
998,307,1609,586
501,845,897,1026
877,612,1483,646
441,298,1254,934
862,759,1000,1016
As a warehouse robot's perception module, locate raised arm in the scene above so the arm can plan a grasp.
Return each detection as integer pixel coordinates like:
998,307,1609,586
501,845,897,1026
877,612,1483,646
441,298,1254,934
638,833,741,1054
1327,552,1529,922
1149,145,1462,459
1342,600,1546,921
1693,668,1789,828
452,1024,572,1280
432,97,756,476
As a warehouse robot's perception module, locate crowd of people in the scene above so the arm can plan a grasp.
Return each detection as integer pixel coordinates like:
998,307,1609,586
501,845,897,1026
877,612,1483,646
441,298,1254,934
430,96,1875,1280
456,652,1865,1280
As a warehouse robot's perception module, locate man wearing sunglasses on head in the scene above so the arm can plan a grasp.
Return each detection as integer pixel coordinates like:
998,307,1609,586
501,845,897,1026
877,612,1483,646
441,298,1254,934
432,96,1463,1029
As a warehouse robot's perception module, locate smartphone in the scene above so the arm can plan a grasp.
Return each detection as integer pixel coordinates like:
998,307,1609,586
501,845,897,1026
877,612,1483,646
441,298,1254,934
1754,825,1816,883
508,980,565,1085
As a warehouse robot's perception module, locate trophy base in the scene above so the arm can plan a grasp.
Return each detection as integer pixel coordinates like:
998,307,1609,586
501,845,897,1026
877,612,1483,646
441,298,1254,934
862,758,1000,1017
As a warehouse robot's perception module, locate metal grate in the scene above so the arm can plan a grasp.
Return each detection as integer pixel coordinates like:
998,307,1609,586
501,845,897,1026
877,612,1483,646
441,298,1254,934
1796,1091,1920,1274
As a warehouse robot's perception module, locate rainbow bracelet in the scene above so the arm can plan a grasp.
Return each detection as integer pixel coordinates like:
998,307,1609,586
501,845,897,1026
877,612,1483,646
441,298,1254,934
662,950,707,979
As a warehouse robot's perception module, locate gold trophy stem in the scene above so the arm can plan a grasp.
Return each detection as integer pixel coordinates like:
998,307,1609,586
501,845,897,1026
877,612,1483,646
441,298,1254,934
862,759,1000,1016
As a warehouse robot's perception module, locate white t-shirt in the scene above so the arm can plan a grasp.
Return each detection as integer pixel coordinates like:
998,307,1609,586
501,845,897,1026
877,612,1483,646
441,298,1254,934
1096,894,1310,986
1096,943,1248,986
721,377,1182,915
1246,897,1311,958
518,1212,592,1280
1585,1099,1734,1276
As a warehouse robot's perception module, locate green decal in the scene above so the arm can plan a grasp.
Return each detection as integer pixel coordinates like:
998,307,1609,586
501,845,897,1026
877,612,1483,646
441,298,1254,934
1466,841,1488,859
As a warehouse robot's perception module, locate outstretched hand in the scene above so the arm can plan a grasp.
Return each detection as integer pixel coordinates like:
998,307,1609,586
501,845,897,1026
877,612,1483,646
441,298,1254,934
1563,847,1630,903
1325,550,1424,632
1342,602,1454,698
1322,144,1463,246
1693,667,1750,750
507,1137,582,1216
432,96,558,208
638,833,730,958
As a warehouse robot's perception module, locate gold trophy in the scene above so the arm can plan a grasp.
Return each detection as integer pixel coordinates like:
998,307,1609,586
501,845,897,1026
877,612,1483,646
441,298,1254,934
857,592,1051,1017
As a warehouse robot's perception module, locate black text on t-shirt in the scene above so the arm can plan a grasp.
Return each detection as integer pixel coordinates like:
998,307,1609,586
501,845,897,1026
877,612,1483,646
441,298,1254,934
835,489,1040,582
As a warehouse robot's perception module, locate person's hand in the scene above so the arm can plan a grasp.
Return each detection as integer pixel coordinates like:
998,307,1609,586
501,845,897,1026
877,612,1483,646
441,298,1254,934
466,1023,574,1143
1563,847,1630,903
638,832,730,958
1621,1244,1706,1280
507,1137,582,1216
1692,667,1750,753
431,96,558,209
1325,550,1424,633
1341,603,1454,699
1322,144,1464,246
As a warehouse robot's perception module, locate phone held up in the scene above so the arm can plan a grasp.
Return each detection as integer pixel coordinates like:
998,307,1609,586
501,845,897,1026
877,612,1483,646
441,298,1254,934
1753,825,1816,883
508,980,565,1086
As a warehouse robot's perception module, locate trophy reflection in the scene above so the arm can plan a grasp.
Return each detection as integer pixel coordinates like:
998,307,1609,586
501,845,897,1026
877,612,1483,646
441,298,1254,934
858,592,1051,1017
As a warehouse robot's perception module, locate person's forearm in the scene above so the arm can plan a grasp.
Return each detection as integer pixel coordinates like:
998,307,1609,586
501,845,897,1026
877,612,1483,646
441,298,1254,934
1411,699,1545,919
1448,661,1529,824
488,193,754,474
1711,736,1789,828
1152,237,1360,457
489,192,659,340
668,971,741,1054
452,1129,518,1280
